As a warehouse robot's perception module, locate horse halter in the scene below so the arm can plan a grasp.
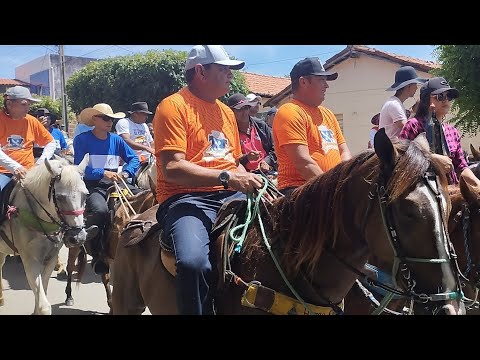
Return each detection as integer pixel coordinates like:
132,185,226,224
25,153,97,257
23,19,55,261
363,170,464,314
22,171,86,241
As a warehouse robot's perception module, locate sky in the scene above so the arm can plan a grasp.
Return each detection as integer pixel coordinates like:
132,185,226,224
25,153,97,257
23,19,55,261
0,45,437,80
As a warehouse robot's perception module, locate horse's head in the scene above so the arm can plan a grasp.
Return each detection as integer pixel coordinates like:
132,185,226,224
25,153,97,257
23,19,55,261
449,177,480,304
42,154,97,248
363,129,464,315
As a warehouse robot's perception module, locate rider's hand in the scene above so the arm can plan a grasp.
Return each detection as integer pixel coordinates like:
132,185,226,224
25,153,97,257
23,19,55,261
13,167,27,180
229,171,264,194
246,150,261,162
431,154,453,174
104,170,122,182
147,147,155,155
258,161,271,172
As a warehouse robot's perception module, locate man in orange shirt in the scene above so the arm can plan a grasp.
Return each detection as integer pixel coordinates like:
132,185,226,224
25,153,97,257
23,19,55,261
0,86,56,194
273,57,352,195
153,45,263,315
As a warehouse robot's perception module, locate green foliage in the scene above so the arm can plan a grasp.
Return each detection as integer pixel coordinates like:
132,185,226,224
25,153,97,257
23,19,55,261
66,49,249,115
434,45,480,135
28,96,62,118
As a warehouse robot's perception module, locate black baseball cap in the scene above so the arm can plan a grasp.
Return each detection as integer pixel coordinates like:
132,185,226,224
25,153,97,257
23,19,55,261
420,77,459,100
290,57,338,82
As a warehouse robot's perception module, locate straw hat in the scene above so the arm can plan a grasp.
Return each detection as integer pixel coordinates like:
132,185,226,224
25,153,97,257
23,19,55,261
78,103,125,126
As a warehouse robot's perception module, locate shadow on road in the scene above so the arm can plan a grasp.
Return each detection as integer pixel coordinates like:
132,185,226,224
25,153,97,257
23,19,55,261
51,303,108,315
3,255,29,290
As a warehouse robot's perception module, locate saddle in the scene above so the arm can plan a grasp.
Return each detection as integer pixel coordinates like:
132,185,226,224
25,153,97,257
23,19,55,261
0,178,16,224
120,198,247,291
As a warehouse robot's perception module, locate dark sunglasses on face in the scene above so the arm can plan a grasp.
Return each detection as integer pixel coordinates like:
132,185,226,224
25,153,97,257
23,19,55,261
95,115,114,122
433,92,453,102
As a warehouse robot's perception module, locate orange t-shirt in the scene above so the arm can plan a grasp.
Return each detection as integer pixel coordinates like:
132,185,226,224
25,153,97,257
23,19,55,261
273,99,346,190
0,111,54,173
153,87,242,204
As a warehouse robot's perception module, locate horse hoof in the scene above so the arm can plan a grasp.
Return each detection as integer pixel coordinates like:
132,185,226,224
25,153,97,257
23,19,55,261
65,298,74,306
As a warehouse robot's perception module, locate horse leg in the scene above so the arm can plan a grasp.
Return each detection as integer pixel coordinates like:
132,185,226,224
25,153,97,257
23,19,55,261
65,247,80,306
101,272,112,313
0,253,6,306
22,255,52,315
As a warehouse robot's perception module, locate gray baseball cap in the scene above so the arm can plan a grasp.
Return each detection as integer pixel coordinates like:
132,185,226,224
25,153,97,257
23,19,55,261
4,86,40,102
185,45,245,71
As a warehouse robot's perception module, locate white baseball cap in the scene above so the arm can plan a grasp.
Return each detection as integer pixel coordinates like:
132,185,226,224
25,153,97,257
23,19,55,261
185,45,245,71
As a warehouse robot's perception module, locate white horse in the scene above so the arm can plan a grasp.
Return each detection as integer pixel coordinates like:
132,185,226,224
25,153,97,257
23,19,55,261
0,155,97,315
135,157,157,194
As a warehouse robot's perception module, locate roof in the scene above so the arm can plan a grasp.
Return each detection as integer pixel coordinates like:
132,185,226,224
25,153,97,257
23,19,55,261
242,72,291,97
264,45,441,107
0,78,32,86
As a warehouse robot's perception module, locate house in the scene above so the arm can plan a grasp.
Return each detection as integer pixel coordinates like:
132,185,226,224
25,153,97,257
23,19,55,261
15,54,97,100
242,71,290,116
264,45,480,155
0,78,33,94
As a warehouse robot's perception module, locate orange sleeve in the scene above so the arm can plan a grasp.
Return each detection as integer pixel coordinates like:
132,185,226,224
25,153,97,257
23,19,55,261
31,117,54,146
274,104,308,147
322,107,345,146
227,108,242,161
153,98,187,154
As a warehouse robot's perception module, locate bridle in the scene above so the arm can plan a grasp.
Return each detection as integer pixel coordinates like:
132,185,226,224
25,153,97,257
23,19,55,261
20,170,86,243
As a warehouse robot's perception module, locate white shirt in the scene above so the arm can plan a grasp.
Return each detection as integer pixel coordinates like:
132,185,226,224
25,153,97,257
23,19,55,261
379,96,408,140
115,117,153,159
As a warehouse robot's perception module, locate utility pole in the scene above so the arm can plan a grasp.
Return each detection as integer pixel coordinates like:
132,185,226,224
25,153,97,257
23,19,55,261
59,45,69,133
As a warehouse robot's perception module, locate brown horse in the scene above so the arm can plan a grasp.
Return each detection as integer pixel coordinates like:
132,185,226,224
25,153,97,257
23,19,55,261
111,130,466,315
345,178,480,314
64,189,156,311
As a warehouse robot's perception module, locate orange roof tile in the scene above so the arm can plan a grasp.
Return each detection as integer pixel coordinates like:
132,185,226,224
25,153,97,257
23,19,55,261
0,78,31,86
242,72,291,97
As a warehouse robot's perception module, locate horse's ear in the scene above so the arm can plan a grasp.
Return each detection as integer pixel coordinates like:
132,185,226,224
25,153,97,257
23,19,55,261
77,154,89,176
460,175,480,206
471,144,480,161
374,128,396,173
45,158,61,177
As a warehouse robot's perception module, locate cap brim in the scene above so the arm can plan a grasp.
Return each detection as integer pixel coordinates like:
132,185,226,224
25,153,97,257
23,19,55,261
232,100,258,110
311,71,338,81
386,78,426,91
128,110,153,115
214,60,245,70
431,87,460,99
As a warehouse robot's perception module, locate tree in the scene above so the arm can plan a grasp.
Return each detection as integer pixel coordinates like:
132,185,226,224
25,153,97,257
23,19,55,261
434,45,480,135
66,49,249,115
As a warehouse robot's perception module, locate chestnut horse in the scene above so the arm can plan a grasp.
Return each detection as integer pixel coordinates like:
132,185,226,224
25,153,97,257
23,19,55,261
64,189,156,311
111,130,466,315
345,178,480,315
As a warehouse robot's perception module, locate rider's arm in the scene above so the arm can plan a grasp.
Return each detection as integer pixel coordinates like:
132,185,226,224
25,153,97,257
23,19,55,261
36,140,56,164
282,143,323,180
118,138,140,178
118,133,154,153
339,143,352,161
0,148,23,173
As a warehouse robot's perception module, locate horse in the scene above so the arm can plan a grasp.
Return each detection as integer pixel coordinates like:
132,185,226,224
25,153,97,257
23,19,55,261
0,155,96,315
135,157,157,194
64,188,156,312
111,130,466,315
344,178,480,315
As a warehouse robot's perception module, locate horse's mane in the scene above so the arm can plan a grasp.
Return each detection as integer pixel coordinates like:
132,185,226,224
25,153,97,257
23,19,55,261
22,159,87,200
252,138,447,277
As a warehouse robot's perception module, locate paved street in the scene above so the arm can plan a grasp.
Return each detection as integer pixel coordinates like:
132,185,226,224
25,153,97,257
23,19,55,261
0,246,150,315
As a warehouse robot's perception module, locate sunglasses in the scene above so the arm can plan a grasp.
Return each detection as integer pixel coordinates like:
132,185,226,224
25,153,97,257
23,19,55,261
433,92,454,102
95,115,114,122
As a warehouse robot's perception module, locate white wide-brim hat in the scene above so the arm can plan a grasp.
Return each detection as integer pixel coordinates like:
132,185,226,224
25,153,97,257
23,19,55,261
78,103,125,126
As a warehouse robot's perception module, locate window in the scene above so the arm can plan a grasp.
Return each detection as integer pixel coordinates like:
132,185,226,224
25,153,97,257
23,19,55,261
335,113,344,132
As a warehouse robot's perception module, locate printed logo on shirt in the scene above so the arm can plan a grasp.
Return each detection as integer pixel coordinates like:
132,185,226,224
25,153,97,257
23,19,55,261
318,125,339,154
134,135,146,144
204,130,234,162
3,135,25,150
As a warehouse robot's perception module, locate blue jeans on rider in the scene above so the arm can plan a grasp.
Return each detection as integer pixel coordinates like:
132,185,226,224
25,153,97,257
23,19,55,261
156,190,246,315
280,186,296,196
0,173,13,192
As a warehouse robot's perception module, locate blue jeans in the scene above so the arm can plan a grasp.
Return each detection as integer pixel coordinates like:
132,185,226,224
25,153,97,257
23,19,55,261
156,190,245,315
0,173,13,192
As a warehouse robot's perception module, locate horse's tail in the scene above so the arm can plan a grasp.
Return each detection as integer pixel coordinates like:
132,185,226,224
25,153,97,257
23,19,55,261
76,247,87,286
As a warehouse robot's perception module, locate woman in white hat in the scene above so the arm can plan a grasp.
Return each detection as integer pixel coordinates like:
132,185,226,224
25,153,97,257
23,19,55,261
73,103,140,274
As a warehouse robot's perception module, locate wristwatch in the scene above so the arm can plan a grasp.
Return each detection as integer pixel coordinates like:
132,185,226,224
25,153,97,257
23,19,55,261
218,171,230,190
121,171,129,179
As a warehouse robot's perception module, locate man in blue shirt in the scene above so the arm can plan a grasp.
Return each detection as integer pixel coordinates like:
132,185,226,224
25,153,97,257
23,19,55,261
74,103,140,274
33,108,69,158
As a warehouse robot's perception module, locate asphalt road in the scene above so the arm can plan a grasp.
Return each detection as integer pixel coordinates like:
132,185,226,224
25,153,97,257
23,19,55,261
0,245,151,315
